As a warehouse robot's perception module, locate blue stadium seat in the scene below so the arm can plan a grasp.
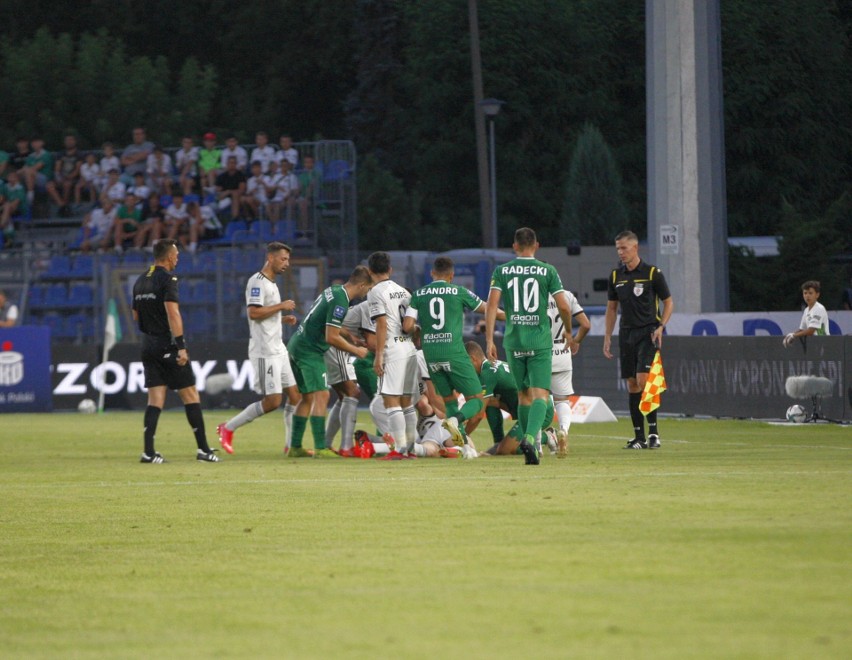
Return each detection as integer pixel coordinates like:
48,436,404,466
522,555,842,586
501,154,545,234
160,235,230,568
70,254,94,279
184,193,200,205
64,312,95,339
45,283,68,307
28,285,47,307
274,220,295,243
121,252,146,267
39,312,64,335
42,256,72,280
193,281,217,303
160,195,173,208
323,159,351,182
255,220,274,241
68,284,94,307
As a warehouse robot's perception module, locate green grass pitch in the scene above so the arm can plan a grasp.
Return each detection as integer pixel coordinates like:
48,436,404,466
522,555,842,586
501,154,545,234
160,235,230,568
1,410,850,659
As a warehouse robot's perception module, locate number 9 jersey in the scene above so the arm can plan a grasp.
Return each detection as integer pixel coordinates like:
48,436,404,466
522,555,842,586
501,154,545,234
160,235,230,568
490,256,566,351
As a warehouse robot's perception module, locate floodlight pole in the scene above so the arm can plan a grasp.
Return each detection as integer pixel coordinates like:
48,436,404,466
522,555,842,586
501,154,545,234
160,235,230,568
480,98,504,250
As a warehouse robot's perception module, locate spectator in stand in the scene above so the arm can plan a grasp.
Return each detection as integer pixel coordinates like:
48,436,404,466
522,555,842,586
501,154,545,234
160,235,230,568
279,159,300,223
135,192,164,249
220,136,248,171
187,200,222,249
75,152,101,204
128,171,151,205
297,154,322,233
113,191,142,251
175,136,199,195
79,198,118,252
8,138,30,174
0,289,18,327
198,132,221,194
0,149,8,181
242,161,266,220
99,142,120,189
23,137,57,207
262,159,284,223
250,131,276,173
53,134,82,216
277,135,299,168
120,127,154,185
163,191,191,246
215,156,247,220
101,169,127,205
0,171,27,241
146,144,174,195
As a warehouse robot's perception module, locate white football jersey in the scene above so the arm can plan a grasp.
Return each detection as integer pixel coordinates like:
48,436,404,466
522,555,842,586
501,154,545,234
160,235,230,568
799,301,828,335
246,272,286,358
548,291,583,372
221,146,248,169
165,203,189,222
368,279,415,362
263,173,285,202
175,147,199,174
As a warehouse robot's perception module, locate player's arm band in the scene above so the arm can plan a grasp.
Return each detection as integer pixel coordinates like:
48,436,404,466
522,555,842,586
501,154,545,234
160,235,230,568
174,335,186,350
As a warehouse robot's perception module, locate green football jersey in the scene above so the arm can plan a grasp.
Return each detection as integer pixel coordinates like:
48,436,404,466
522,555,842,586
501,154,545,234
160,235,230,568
288,284,350,355
489,256,565,351
409,280,482,360
479,358,518,416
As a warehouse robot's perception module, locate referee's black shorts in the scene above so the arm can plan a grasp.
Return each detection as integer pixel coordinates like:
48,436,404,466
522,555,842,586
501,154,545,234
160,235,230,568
141,335,196,391
618,324,657,379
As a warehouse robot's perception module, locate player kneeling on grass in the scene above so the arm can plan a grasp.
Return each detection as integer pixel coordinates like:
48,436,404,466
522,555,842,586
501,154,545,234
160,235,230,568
287,266,374,458
218,242,300,455
131,238,219,463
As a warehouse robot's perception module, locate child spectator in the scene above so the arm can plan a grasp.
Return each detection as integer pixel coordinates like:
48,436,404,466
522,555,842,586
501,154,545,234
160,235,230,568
163,192,191,246
135,192,164,249
0,149,8,181
242,161,266,220
8,138,30,173
53,134,82,216
128,171,151,204
215,156,247,220
23,137,56,206
113,191,142,251
198,132,221,193
276,135,299,168
99,142,120,188
120,127,154,185
101,169,127,205
297,154,322,232
262,159,284,222
279,160,300,223
146,145,174,195
250,131,276,173
175,136,199,195
75,152,101,204
79,198,118,252
0,171,27,242
220,136,248,171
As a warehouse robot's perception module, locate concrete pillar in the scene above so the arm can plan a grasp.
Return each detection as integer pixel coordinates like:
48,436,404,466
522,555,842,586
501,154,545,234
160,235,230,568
646,0,729,312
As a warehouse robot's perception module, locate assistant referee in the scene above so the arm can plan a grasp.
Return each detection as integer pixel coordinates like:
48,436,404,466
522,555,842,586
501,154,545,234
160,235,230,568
131,238,219,463
603,230,674,450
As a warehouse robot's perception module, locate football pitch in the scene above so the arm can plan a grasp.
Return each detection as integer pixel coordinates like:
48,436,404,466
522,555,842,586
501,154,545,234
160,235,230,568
1,411,850,659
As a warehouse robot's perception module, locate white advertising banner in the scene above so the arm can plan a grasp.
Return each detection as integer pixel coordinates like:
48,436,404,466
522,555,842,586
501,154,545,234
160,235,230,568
590,311,852,336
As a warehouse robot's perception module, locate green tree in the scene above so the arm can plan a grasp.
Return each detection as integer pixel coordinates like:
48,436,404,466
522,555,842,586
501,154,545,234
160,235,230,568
561,123,629,246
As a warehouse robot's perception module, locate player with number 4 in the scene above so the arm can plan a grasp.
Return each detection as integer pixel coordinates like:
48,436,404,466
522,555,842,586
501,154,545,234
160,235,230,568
485,227,578,465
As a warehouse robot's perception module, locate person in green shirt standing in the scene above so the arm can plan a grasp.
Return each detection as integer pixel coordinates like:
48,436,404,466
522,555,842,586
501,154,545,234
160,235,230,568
287,266,373,457
113,191,142,251
403,256,504,454
485,227,575,465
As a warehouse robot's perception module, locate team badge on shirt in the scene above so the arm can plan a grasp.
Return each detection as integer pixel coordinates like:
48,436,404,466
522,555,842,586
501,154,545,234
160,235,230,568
333,305,347,319
251,287,261,297
633,283,644,297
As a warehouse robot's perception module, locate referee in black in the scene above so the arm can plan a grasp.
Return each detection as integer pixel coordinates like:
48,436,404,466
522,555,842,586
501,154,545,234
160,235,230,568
131,238,219,463
603,230,674,449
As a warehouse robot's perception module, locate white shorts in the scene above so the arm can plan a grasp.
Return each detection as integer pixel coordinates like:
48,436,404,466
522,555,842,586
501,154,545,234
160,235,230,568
324,347,356,386
378,355,420,398
252,354,296,396
551,369,574,397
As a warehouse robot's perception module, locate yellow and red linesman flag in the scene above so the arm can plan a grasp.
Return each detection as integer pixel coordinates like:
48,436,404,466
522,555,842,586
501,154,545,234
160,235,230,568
640,351,666,415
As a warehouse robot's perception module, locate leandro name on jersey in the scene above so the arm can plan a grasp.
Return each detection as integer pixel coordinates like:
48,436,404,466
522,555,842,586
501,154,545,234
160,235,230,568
409,281,482,359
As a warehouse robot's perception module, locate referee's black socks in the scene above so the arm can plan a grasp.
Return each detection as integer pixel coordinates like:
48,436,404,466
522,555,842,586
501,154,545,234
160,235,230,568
184,403,211,452
143,405,162,456
629,392,645,441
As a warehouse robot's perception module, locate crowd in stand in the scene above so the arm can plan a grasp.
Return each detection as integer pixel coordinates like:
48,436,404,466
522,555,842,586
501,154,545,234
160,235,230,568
0,127,325,252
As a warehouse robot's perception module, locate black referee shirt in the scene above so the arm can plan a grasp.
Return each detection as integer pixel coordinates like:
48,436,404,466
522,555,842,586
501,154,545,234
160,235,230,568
132,265,179,337
607,259,671,329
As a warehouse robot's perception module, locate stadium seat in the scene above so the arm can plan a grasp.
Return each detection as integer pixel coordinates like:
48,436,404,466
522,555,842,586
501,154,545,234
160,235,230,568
64,312,95,339
323,159,351,181
255,220,274,241
69,254,94,279
193,281,217,304
68,284,94,307
38,312,64,335
160,195,173,208
274,220,295,243
27,285,47,308
45,283,68,307
42,255,72,280
224,220,248,242
121,252,145,267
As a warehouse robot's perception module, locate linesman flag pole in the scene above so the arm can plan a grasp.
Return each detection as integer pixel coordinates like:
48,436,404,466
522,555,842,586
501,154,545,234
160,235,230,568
98,298,122,413
640,351,666,415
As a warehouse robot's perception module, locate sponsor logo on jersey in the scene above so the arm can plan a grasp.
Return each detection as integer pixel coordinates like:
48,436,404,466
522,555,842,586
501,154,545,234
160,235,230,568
333,305,347,319
388,291,408,300
512,350,535,357
429,361,453,372
510,313,539,325
424,333,452,342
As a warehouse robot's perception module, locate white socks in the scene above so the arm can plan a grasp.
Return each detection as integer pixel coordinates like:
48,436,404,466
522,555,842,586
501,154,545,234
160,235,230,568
226,401,264,431
283,402,296,450
369,395,389,435
555,399,572,433
339,397,359,450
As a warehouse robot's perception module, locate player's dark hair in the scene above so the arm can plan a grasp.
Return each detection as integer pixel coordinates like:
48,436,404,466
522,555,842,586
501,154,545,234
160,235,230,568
267,241,291,254
465,340,485,358
348,265,373,286
153,238,178,261
801,280,820,293
514,227,537,247
432,256,454,275
615,230,638,243
367,251,391,275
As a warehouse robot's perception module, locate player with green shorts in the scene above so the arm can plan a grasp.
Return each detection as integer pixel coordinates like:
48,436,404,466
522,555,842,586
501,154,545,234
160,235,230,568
485,227,575,465
403,256,503,453
286,266,373,457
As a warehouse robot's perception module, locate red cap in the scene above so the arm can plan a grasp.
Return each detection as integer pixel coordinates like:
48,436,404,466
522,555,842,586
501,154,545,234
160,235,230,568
203,132,216,141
